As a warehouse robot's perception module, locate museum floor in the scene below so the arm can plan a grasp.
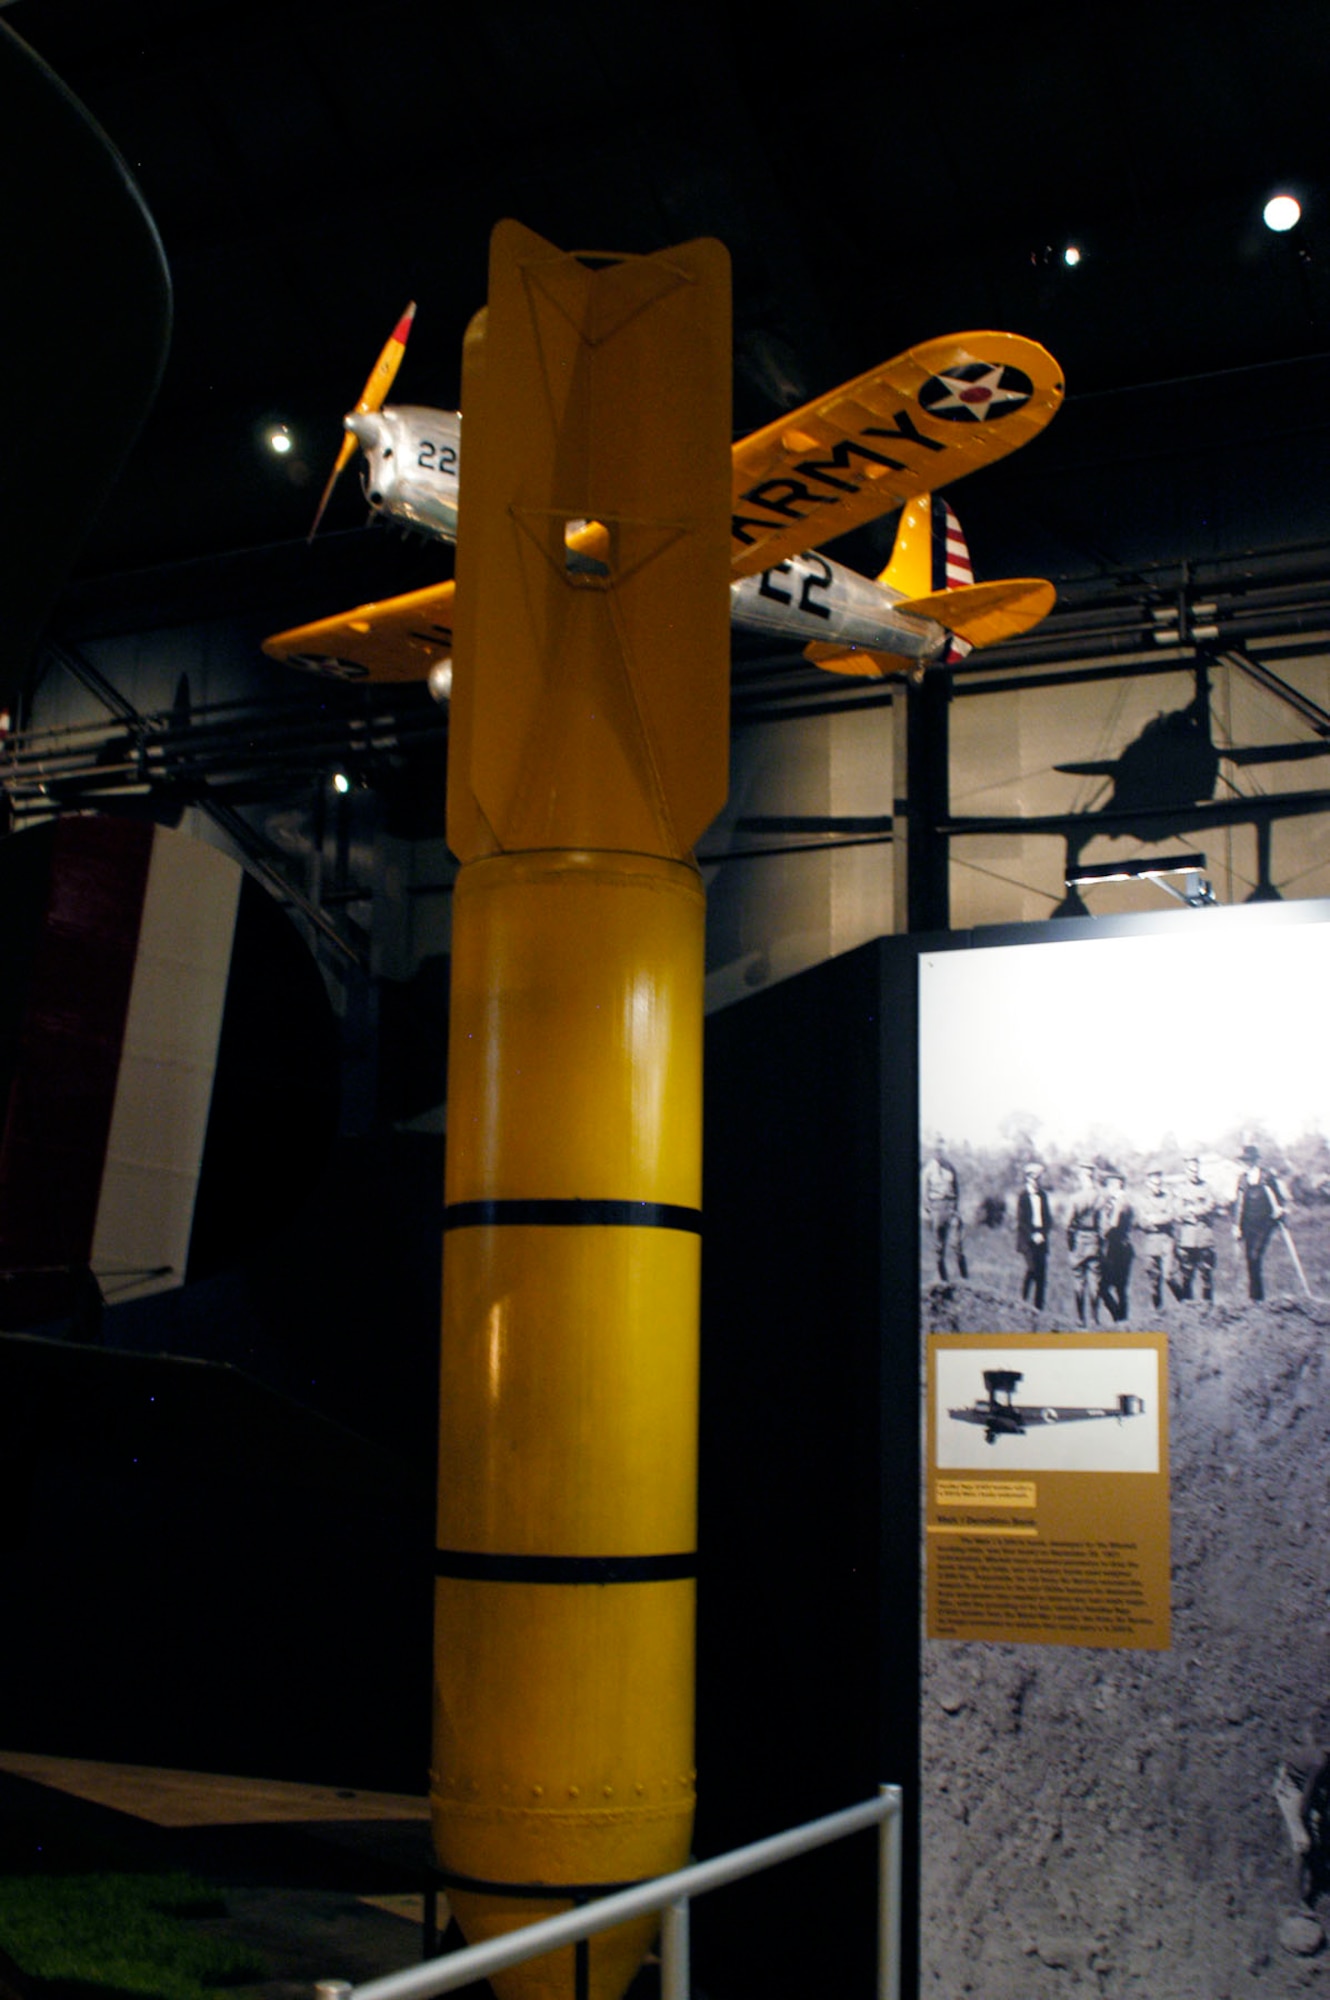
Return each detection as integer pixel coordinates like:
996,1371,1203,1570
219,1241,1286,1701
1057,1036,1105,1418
0,1751,438,2000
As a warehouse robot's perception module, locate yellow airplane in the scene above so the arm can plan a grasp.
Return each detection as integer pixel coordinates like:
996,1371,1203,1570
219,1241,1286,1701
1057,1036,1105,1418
264,307,1064,693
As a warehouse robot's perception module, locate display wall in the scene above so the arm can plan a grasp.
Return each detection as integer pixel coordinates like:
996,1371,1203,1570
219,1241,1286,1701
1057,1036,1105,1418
947,652,1330,926
917,901,1330,1998
694,938,920,2000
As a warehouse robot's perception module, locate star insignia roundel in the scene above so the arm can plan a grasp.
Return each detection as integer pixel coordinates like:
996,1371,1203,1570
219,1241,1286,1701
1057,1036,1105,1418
919,360,1034,422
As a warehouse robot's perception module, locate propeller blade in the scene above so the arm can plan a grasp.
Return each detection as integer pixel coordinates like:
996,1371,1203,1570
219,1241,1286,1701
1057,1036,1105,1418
308,431,359,543
307,302,417,542
357,300,416,414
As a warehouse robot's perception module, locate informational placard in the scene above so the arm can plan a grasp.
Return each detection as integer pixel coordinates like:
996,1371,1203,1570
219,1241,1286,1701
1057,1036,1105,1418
926,1332,1169,1648
917,912,1330,1997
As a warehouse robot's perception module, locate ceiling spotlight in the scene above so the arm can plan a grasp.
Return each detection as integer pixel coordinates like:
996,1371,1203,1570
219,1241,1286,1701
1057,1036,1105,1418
1263,193,1301,233
1062,243,1082,267
268,424,294,455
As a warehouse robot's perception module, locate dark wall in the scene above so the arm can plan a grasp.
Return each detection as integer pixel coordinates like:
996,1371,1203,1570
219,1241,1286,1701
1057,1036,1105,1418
694,938,921,2000
0,1130,443,1795
3,1446,432,1793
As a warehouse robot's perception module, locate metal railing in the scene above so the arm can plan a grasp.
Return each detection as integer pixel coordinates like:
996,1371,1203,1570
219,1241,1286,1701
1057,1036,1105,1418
316,1785,902,2000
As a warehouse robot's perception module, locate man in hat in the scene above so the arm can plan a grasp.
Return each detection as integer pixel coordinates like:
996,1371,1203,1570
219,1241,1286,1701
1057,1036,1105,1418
1015,1160,1053,1311
1066,1158,1104,1326
1136,1166,1176,1313
1172,1154,1220,1303
1099,1166,1134,1322
1232,1141,1287,1302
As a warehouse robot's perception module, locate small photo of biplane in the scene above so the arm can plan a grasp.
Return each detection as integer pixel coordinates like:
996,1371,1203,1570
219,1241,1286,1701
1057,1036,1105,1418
951,1369,1146,1447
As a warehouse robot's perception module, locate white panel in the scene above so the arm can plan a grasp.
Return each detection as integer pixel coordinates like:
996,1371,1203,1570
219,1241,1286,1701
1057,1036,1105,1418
704,703,895,1011
90,830,242,1302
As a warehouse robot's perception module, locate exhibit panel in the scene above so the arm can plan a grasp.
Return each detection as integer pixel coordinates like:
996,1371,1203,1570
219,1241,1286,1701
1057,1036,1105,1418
917,904,1330,1997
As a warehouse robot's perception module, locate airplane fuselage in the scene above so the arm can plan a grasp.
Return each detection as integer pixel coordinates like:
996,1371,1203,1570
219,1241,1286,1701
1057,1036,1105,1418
729,550,941,664
350,404,461,541
348,404,949,668
950,1388,1145,1446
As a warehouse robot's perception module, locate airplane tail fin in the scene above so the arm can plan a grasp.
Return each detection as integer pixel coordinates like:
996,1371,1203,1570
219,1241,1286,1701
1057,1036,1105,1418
876,493,974,610
804,492,1055,679
877,494,975,668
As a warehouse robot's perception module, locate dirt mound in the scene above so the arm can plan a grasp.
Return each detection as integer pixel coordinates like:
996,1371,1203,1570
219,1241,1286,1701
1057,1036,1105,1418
923,1291,1330,1997
925,1280,1043,1337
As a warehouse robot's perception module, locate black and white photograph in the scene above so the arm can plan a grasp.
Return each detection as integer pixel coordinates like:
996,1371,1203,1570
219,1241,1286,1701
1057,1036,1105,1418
920,920,1330,1332
919,909,1330,2000
935,1344,1158,1473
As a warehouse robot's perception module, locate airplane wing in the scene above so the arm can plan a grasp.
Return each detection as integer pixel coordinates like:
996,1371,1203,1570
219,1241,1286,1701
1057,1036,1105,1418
263,542,619,682
729,331,1063,580
263,578,455,682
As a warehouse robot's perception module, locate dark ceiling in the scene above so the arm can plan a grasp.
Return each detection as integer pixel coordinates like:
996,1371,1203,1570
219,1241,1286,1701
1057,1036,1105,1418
10,0,1330,619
